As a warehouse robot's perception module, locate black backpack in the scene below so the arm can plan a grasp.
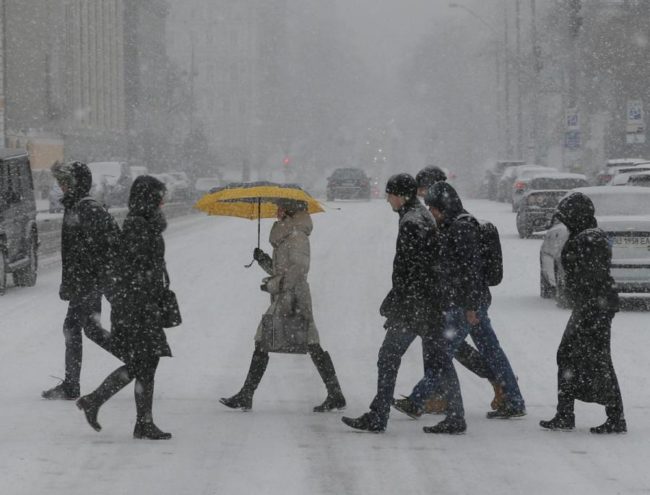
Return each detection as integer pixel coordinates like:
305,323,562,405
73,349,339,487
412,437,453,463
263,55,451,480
456,214,503,286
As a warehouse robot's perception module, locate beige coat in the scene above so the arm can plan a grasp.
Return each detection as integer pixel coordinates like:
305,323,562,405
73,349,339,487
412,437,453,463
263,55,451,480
254,211,320,344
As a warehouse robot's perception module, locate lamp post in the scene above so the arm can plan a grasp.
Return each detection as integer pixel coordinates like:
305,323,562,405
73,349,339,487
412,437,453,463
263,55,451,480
448,2,511,158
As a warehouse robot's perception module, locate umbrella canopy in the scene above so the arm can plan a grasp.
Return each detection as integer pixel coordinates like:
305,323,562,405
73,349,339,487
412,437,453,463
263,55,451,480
194,181,324,219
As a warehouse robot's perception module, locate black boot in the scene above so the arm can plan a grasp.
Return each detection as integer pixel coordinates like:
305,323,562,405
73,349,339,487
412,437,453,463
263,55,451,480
42,381,80,400
392,396,423,419
310,346,346,412
134,377,171,440
76,366,132,432
590,417,627,434
539,412,575,431
220,348,269,411
422,416,467,434
341,413,385,433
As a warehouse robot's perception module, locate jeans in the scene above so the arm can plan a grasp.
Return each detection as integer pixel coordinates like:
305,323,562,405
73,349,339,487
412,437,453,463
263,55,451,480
63,292,112,386
410,304,524,413
369,323,463,426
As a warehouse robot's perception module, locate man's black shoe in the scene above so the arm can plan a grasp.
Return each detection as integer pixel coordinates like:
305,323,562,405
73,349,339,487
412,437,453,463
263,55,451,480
313,394,346,413
219,392,252,411
42,382,80,400
392,397,422,419
341,413,385,433
486,406,527,419
539,413,575,431
422,416,467,434
590,418,627,434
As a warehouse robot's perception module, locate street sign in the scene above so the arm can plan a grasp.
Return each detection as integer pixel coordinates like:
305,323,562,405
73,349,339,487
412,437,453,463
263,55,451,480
565,130,581,150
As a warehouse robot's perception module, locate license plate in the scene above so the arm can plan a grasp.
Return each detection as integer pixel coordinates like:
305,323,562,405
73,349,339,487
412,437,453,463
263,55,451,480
612,236,650,249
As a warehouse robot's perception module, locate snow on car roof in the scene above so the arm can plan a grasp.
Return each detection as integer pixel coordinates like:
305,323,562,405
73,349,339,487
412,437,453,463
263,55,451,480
606,158,648,166
527,171,586,180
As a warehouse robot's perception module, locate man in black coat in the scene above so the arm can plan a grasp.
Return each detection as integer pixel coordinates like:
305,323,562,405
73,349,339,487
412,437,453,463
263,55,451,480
540,192,626,433
42,161,120,400
395,182,525,433
341,173,445,432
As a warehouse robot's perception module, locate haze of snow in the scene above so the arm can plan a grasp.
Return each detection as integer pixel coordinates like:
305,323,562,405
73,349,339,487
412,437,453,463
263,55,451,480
1,199,648,495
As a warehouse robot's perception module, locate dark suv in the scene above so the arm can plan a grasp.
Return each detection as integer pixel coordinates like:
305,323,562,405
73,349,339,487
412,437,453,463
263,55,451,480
0,149,39,294
326,168,371,201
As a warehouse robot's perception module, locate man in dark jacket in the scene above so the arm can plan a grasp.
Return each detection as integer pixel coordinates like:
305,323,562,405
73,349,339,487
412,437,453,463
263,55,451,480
395,182,525,433
42,161,120,400
540,192,625,433
341,173,445,432
408,166,506,415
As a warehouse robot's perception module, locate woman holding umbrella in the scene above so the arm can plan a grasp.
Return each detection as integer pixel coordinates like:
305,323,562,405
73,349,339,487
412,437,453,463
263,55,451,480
220,198,346,412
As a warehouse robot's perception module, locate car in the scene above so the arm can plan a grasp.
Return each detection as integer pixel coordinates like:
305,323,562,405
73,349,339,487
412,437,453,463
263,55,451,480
326,168,371,201
0,148,39,294
594,158,649,185
482,160,525,200
539,186,650,306
606,166,650,186
87,161,132,208
193,177,222,199
512,172,588,211
48,180,64,213
129,165,148,180
627,171,650,187
496,164,557,204
516,189,569,238
166,171,192,200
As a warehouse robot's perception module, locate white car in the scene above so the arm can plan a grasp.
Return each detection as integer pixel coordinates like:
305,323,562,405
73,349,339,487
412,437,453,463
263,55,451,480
540,186,650,305
607,167,650,186
166,171,192,200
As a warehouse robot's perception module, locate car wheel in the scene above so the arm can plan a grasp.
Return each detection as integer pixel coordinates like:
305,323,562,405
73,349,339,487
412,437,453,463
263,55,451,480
13,234,38,287
554,265,571,308
540,268,554,299
0,249,6,295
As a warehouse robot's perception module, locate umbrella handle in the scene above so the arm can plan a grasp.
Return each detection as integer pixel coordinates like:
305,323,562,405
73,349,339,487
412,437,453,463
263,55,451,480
244,199,262,269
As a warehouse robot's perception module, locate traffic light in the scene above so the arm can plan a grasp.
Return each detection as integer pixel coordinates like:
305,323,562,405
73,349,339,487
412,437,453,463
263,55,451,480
283,156,291,166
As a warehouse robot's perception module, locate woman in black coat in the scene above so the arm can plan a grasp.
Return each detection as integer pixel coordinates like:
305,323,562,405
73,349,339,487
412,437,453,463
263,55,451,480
76,175,173,440
540,192,625,434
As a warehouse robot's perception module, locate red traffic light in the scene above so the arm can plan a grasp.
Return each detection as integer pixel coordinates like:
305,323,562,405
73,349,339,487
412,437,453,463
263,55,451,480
283,156,291,166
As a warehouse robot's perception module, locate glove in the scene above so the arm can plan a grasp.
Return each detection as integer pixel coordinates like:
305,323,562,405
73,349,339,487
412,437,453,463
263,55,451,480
253,248,267,262
260,277,270,292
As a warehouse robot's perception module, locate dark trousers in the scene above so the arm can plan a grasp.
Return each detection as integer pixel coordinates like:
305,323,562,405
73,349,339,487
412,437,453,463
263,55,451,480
62,292,111,386
556,309,624,419
369,324,462,427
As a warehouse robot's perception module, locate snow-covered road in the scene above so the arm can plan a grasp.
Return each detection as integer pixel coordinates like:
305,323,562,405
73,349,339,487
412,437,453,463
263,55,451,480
1,199,649,495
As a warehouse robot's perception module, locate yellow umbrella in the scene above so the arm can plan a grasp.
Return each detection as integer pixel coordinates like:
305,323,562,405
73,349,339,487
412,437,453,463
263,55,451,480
194,181,324,266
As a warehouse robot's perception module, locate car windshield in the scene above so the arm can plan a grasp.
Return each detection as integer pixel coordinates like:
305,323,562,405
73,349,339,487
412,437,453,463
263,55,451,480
527,191,566,207
586,189,650,216
530,177,588,190
331,169,366,179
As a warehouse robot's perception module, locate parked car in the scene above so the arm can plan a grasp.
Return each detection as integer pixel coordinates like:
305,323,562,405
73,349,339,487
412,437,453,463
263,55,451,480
0,149,39,294
193,177,222,200
129,165,148,180
326,168,371,201
628,171,650,187
167,171,192,200
539,186,650,306
496,164,557,204
594,158,648,185
606,166,650,186
482,160,525,200
87,161,132,208
48,181,64,213
516,189,569,238
512,172,588,211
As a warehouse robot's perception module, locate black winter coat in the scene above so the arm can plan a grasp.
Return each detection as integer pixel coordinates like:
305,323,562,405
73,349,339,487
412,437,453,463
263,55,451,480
380,199,441,334
110,178,172,363
60,197,120,301
556,197,620,405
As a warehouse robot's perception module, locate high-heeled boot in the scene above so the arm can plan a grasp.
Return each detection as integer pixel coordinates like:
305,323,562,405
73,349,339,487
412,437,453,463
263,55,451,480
76,366,132,432
220,348,269,411
310,346,346,412
134,378,171,440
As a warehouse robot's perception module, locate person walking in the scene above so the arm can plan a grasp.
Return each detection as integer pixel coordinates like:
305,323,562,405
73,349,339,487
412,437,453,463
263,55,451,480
409,166,506,414
540,192,625,434
393,182,525,433
42,161,120,400
76,175,174,439
341,173,446,433
219,198,346,413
